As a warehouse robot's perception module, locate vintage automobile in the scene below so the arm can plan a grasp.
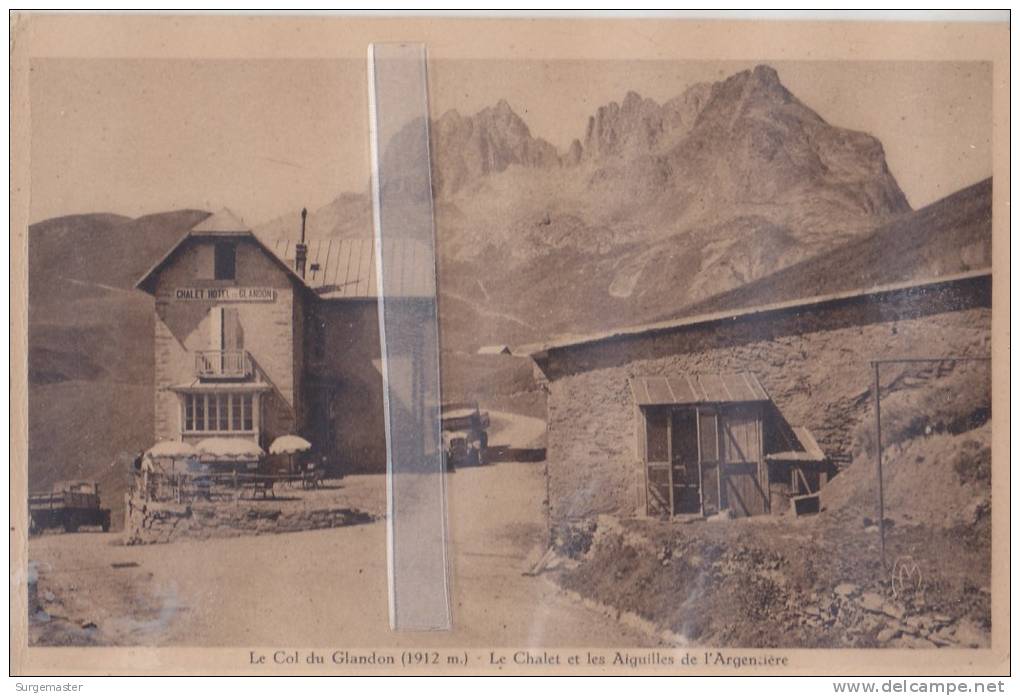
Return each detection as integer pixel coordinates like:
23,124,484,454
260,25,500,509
440,402,490,468
29,480,112,534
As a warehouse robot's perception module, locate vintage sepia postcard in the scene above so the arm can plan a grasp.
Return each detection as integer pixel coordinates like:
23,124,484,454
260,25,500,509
9,13,1010,676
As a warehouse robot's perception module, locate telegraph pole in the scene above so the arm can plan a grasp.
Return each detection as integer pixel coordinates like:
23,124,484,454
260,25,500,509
869,356,990,570
872,361,886,568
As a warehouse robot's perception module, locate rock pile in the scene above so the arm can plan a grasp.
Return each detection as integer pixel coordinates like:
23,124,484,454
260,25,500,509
790,583,989,649
556,516,990,649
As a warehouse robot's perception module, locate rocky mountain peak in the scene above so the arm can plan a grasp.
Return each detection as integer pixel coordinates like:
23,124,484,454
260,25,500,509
421,101,559,196
719,64,789,99
751,63,782,87
583,90,673,161
492,98,516,116
693,64,800,130
662,64,909,220
581,81,718,162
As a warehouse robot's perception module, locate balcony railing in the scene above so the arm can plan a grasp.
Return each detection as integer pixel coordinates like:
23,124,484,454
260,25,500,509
195,350,253,379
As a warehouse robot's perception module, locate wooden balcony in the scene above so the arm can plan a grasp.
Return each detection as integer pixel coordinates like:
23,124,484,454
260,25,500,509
195,350,253,380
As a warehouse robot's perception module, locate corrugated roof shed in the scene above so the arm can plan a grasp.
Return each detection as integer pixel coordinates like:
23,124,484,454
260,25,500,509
263,237,433,299
630,372,769,406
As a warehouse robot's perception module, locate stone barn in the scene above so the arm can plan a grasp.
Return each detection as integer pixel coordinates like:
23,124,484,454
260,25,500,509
136,209,432,475
517,270,992,521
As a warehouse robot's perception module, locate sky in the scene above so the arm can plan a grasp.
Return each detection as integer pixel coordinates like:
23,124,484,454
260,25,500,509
29,58,992,226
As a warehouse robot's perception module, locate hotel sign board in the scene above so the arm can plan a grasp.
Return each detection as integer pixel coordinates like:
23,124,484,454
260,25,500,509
174,287,276,302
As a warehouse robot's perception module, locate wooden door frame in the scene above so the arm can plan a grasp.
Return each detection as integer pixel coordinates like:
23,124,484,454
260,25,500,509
694,406,721,516
717,402,769,516
669,408,704,516
644,404,771,518
640,406,672,517
665,409,675,517
695,408,704,514
641,406,701,517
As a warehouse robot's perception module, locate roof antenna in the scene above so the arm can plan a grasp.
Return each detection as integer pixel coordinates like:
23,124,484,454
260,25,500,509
296,208,308,278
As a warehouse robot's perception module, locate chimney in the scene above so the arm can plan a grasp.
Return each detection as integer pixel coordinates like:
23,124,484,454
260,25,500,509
295,207,308,279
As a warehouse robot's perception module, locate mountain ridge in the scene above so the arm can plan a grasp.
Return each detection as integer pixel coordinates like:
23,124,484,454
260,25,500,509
247,64,926,351
269,64,909,238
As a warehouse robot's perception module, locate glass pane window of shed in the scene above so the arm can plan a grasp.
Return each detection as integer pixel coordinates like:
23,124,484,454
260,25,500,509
645,408,669,462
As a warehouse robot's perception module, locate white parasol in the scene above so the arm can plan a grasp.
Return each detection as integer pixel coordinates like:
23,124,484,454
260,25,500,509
146,439,199,477
196,437,265,460
146,440,198,459
269,435,313,475
268,435,313,455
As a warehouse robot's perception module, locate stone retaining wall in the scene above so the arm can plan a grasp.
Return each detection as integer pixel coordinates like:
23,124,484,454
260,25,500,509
124,493,375,545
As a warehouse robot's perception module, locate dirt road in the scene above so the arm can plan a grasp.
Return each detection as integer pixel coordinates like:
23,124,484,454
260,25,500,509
485,410,546,449
29,461,654,648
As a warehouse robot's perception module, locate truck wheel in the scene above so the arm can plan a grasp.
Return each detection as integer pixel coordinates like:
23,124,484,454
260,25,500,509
467,449,480,467
63,515,78,533
479,433,489,464
101,512,111,533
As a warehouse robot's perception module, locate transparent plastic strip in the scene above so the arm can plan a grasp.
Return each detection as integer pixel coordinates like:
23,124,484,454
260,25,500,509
367,42,451,631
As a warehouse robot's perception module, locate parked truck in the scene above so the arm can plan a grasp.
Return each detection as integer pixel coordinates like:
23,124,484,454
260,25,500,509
441,402,490,468
29,481,111,534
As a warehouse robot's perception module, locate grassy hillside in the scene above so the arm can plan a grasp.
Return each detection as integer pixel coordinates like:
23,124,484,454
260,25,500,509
29,381,151,528
27,210,209,519
676,178,992,320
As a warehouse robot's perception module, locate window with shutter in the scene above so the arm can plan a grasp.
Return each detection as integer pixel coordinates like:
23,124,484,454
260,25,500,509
222,307,243,349
196,243,215,279
209,307,223,351
214,242,236,280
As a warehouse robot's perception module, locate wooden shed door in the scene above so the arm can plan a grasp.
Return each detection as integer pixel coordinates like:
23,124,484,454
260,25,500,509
670,410,701,514
697,409,720,516
719,405,768,517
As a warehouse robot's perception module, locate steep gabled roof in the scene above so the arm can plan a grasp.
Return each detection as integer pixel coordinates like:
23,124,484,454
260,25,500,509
134,210,434,300
134,211,310,295
190,207,249,234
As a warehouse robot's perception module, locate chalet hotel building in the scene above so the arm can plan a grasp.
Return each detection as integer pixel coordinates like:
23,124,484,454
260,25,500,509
136,209,430,473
